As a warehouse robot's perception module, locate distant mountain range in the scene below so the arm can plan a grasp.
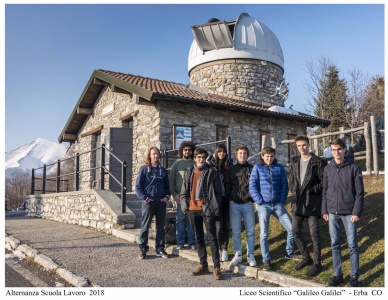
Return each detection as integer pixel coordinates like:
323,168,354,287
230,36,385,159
5,138,69,178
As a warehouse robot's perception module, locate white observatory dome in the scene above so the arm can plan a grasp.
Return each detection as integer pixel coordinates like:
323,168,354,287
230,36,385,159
188,13,284,73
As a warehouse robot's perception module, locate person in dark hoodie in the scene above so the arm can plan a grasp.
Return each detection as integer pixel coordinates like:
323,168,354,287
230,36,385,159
135,147,170,260
289,135,327,277
249,146,296,271
322,138,364,287
180,147,223,280
225,145,257,267
206,143,233,262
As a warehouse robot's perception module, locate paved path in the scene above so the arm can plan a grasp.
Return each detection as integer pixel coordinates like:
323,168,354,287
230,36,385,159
5,213,275,287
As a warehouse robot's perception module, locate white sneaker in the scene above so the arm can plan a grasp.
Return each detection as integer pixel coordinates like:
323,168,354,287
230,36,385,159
247,254,257,267
220,249,229,262
229,252,242,266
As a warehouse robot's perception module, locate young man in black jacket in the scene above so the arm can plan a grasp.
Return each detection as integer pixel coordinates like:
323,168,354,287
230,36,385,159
180,148,223,280
289,136,327,277
322,138,364,287
225,145,257,267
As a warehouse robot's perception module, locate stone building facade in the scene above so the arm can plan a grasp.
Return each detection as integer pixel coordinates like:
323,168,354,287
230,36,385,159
59,13,330,192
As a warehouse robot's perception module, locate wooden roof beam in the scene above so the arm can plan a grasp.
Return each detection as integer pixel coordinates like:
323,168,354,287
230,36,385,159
80,125,104,138
110,84,132,96
62,134,77,141
93,78,108,85
77,107,93,115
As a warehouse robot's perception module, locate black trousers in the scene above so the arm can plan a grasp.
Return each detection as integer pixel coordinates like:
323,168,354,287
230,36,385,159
292,214,321,264
215,198,230,251
188,210,220,268
139,201,166,252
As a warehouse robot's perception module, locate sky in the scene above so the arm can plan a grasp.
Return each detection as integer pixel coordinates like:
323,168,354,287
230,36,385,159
3,1,385,152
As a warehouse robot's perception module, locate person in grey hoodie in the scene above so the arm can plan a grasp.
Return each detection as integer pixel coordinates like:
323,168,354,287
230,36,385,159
322,138,364,287
169,141,196,250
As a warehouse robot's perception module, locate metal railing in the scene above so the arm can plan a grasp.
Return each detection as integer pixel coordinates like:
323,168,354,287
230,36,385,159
160,136,232,169
31,144,128,213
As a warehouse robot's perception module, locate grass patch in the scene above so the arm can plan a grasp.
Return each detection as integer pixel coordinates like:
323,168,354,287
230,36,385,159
225,175,384,287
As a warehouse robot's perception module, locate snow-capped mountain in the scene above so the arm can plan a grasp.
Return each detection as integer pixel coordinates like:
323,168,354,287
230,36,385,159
5,138,69,177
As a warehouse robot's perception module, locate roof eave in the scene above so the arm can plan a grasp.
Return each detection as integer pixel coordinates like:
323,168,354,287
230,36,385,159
153,93,330,127
58,70,154,143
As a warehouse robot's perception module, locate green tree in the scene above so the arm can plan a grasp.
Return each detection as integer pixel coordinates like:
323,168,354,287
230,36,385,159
358,76,384,124
306,57,350,134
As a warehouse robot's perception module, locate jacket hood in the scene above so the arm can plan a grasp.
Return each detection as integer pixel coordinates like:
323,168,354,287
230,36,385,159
206,153,233,166
328,155,354,168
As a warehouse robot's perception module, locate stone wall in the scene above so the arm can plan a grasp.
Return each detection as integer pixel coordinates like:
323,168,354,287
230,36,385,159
74,86,159,190
189,59,285,107
73,84,306,192
25,190,135,234
158,100,306,165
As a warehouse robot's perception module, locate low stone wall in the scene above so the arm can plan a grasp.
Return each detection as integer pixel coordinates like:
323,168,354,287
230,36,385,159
25,189,135,234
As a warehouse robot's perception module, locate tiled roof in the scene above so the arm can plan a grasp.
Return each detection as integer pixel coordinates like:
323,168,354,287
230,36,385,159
98,69,329,124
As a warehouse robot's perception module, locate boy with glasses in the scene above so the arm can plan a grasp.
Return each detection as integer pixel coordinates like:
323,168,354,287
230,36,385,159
169,141,197,250
180,148,224,280
322,138,364,287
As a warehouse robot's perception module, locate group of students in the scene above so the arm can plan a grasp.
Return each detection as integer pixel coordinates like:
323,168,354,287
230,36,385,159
135,136,364,287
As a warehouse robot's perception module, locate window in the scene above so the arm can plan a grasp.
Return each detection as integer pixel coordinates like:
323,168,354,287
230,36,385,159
216,125,229,141
260,131,270,149
92,133,101,182
287,133,297,162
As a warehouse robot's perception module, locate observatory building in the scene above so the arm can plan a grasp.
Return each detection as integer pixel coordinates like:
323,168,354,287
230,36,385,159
59,13,329,191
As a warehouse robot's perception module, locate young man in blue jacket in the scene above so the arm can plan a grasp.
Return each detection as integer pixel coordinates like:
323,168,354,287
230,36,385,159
249,146,296,271
135,147,170,260
322,138,364,287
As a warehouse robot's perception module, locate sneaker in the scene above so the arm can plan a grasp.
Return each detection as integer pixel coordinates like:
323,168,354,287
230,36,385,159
190,244,197,250
139,249,147,259
263,260,271,271
176,244,184,250
285,253,303,261
348,276,359,287
306,263,323,277
229,252,243,266
220,249,229,262
327,275,344,287
213,267,222,280
192,265,209,276
295,257,313,270
247,254,257,267
156,249,169,258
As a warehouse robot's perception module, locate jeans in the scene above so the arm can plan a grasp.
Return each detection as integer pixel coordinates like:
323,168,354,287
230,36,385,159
176,203,196,246
229,202,256,255
188,210,220,268
139,201,166,252
215,198,230,251
329,213,360,278
257,202,294,263
292,214,321,264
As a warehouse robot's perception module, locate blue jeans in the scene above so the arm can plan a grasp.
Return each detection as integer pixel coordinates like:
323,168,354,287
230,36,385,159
329,213,360,278
176,203,196,246
230,202,256,255
257,202,294,262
